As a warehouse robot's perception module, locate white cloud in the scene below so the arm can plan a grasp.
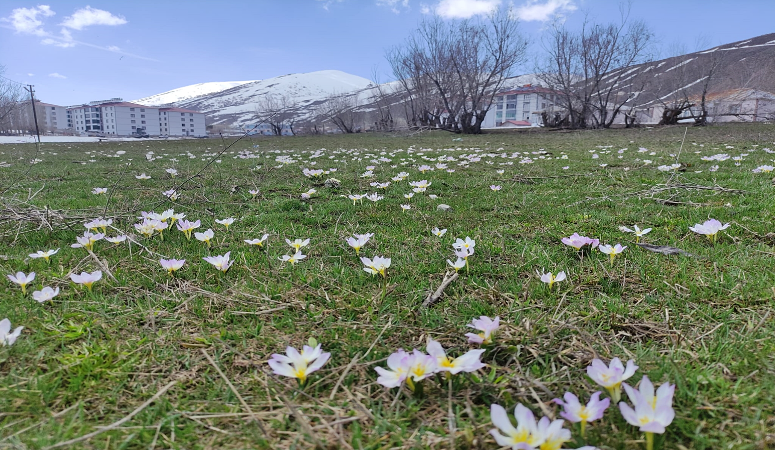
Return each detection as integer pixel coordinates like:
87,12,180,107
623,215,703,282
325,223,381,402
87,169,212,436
316,0,344,10
376,0,410,14
27,73,34,76
61,6,126,30
1,5,55,36
513,0,576,22
433,0,501,19
48,72,66,79
107,45,120,52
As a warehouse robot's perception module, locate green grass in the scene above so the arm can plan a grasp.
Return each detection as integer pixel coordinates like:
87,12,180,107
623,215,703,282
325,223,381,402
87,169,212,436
0,124,774,449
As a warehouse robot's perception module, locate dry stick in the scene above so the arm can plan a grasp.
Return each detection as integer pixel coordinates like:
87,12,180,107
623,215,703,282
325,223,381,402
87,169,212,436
422,271,459,307
43,381,177,450
275,391,325,450
200,348,267,436
328,352,361,401
86,249,117,281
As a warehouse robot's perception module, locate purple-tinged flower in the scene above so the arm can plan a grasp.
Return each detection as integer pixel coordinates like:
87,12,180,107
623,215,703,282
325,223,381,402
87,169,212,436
561,233,599,250
465,315,500,345
586,357,638,403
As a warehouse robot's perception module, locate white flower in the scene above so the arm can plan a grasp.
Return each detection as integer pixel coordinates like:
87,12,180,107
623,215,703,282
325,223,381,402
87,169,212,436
33,286,60,303
0,318,24,346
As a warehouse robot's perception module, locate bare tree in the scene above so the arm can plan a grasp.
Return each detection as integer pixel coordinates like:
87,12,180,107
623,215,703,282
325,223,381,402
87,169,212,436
254,94,297,136
320,92,360,133
537,4,653,128
0,66,25,134
369,68,396,131
387,9,528,134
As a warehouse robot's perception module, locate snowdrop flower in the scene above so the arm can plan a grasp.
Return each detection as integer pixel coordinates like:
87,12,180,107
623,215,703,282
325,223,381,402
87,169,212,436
599,243,626,264
166,168,178,177
245,234,269,247
426,338,485,374
465,316,499,345
8,272,35,294
268,343,331,385
490,185,502,191
203,252,233,273
106,235,127,244
33,286,59,303
561,233,599,250
489,404,543,449
286,238,310,252
160,258,186,275
361,256,391,278
176,219,200,240
432,227,447,237
0,319,23,346
346,235,369,255
70,270,102,291
92,187,107,195
215,217,235,231
195,229,215,248
447,257,466,272
400,204,411,211
619,225,652,243
587,357,638,403
540,271,566,290
554,392,610,438
135,173,151,180
280,251,306,265
689,219,729,243
29,248,59,263
619,376,675,449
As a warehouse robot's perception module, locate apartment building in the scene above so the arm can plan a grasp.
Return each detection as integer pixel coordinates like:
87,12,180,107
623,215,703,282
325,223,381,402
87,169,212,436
482,85,556,128
158,107,207,136
38,102,70,132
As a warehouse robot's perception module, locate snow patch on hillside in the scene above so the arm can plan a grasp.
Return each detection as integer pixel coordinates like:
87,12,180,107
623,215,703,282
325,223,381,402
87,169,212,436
133,80,259,106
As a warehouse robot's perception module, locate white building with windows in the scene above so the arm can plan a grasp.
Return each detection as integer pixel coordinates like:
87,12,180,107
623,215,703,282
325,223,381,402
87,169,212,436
39,102,70,132
482,85,557,128
158,107,207,136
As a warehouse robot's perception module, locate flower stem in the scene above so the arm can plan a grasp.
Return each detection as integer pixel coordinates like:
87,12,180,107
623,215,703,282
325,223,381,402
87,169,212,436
580,420,587,440
646,431,654,450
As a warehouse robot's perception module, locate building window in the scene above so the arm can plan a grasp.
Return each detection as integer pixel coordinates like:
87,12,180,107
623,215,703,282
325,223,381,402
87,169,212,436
190,129,194,132
189,113,193,117
132,126,136,129
523,102,531,110
507,95,517,101
141,120,146,124
190,119,193,122
141,114,145,118
506,103,516,110
495,111,502,119
131,120,136,124
130,114,135,118
497,104,503,110
140,108,145,112
181,118,185,122
130,108,135,111
505,111,516,119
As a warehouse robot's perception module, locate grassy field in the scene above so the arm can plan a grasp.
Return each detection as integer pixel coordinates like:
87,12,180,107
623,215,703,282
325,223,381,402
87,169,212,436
0,124,774,449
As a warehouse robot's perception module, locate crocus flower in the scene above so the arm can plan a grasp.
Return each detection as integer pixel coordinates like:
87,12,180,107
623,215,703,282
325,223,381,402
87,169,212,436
92,187,107,195
203,252,232,272
70,270,102,291
426,338,485,374
160,258,185,275
84,218,112,233
245,234,269,247
29,248,59,263
619,376,675,450
400,204,411,211
176,219,200,240
166,168,178,177
162,189,178,201
489,404,543,449
215,218,235,231
346,235,370,255
599,244,626,264
195,229,215,247
106,235,127,244
432,227,447,237
268,343,331,385
249,189,259,198
465,315,499,345
71,231,104,251
619,225,652,243
490,185,502,191
587,357,638,403
280,251,306,265
286,238,310,252
375,349,411,388
362,256,391,278
561,233,599,250
689,219,730,243
453,236,476,252
554,391,610,438
540,271,566,290
8,272,35,294
447,257,466,272
0,318,23,346
136,173,151,180
535,416,572,450
33,286,59,303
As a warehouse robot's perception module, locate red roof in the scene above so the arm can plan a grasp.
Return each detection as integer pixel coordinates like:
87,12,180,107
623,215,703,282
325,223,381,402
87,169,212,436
98,101,159,109
498,85,556,96
159,107,201,114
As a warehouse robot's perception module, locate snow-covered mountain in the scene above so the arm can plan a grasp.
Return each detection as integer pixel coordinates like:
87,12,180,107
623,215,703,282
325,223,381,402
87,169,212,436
133,80,258,106
136,70,373,126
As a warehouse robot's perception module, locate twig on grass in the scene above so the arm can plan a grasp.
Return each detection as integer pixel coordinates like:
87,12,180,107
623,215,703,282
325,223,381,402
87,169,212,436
275,390,326,450
42,380,177,449
422,271,459,308
200,348,268,436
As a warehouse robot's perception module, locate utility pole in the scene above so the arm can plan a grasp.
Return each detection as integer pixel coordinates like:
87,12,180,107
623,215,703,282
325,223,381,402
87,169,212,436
24,84,41,144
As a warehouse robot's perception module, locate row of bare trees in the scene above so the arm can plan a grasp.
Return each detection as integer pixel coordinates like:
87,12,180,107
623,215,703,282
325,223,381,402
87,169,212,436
0,65,31,135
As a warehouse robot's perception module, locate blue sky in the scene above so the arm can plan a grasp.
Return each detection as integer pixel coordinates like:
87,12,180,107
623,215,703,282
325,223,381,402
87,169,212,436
1,0,773,106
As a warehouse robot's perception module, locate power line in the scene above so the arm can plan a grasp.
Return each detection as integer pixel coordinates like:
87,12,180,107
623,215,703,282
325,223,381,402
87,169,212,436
0,74,26,86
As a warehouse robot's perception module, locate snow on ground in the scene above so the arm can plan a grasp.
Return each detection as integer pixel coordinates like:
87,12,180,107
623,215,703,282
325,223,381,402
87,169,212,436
0,136,185,144
133,80,259,106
